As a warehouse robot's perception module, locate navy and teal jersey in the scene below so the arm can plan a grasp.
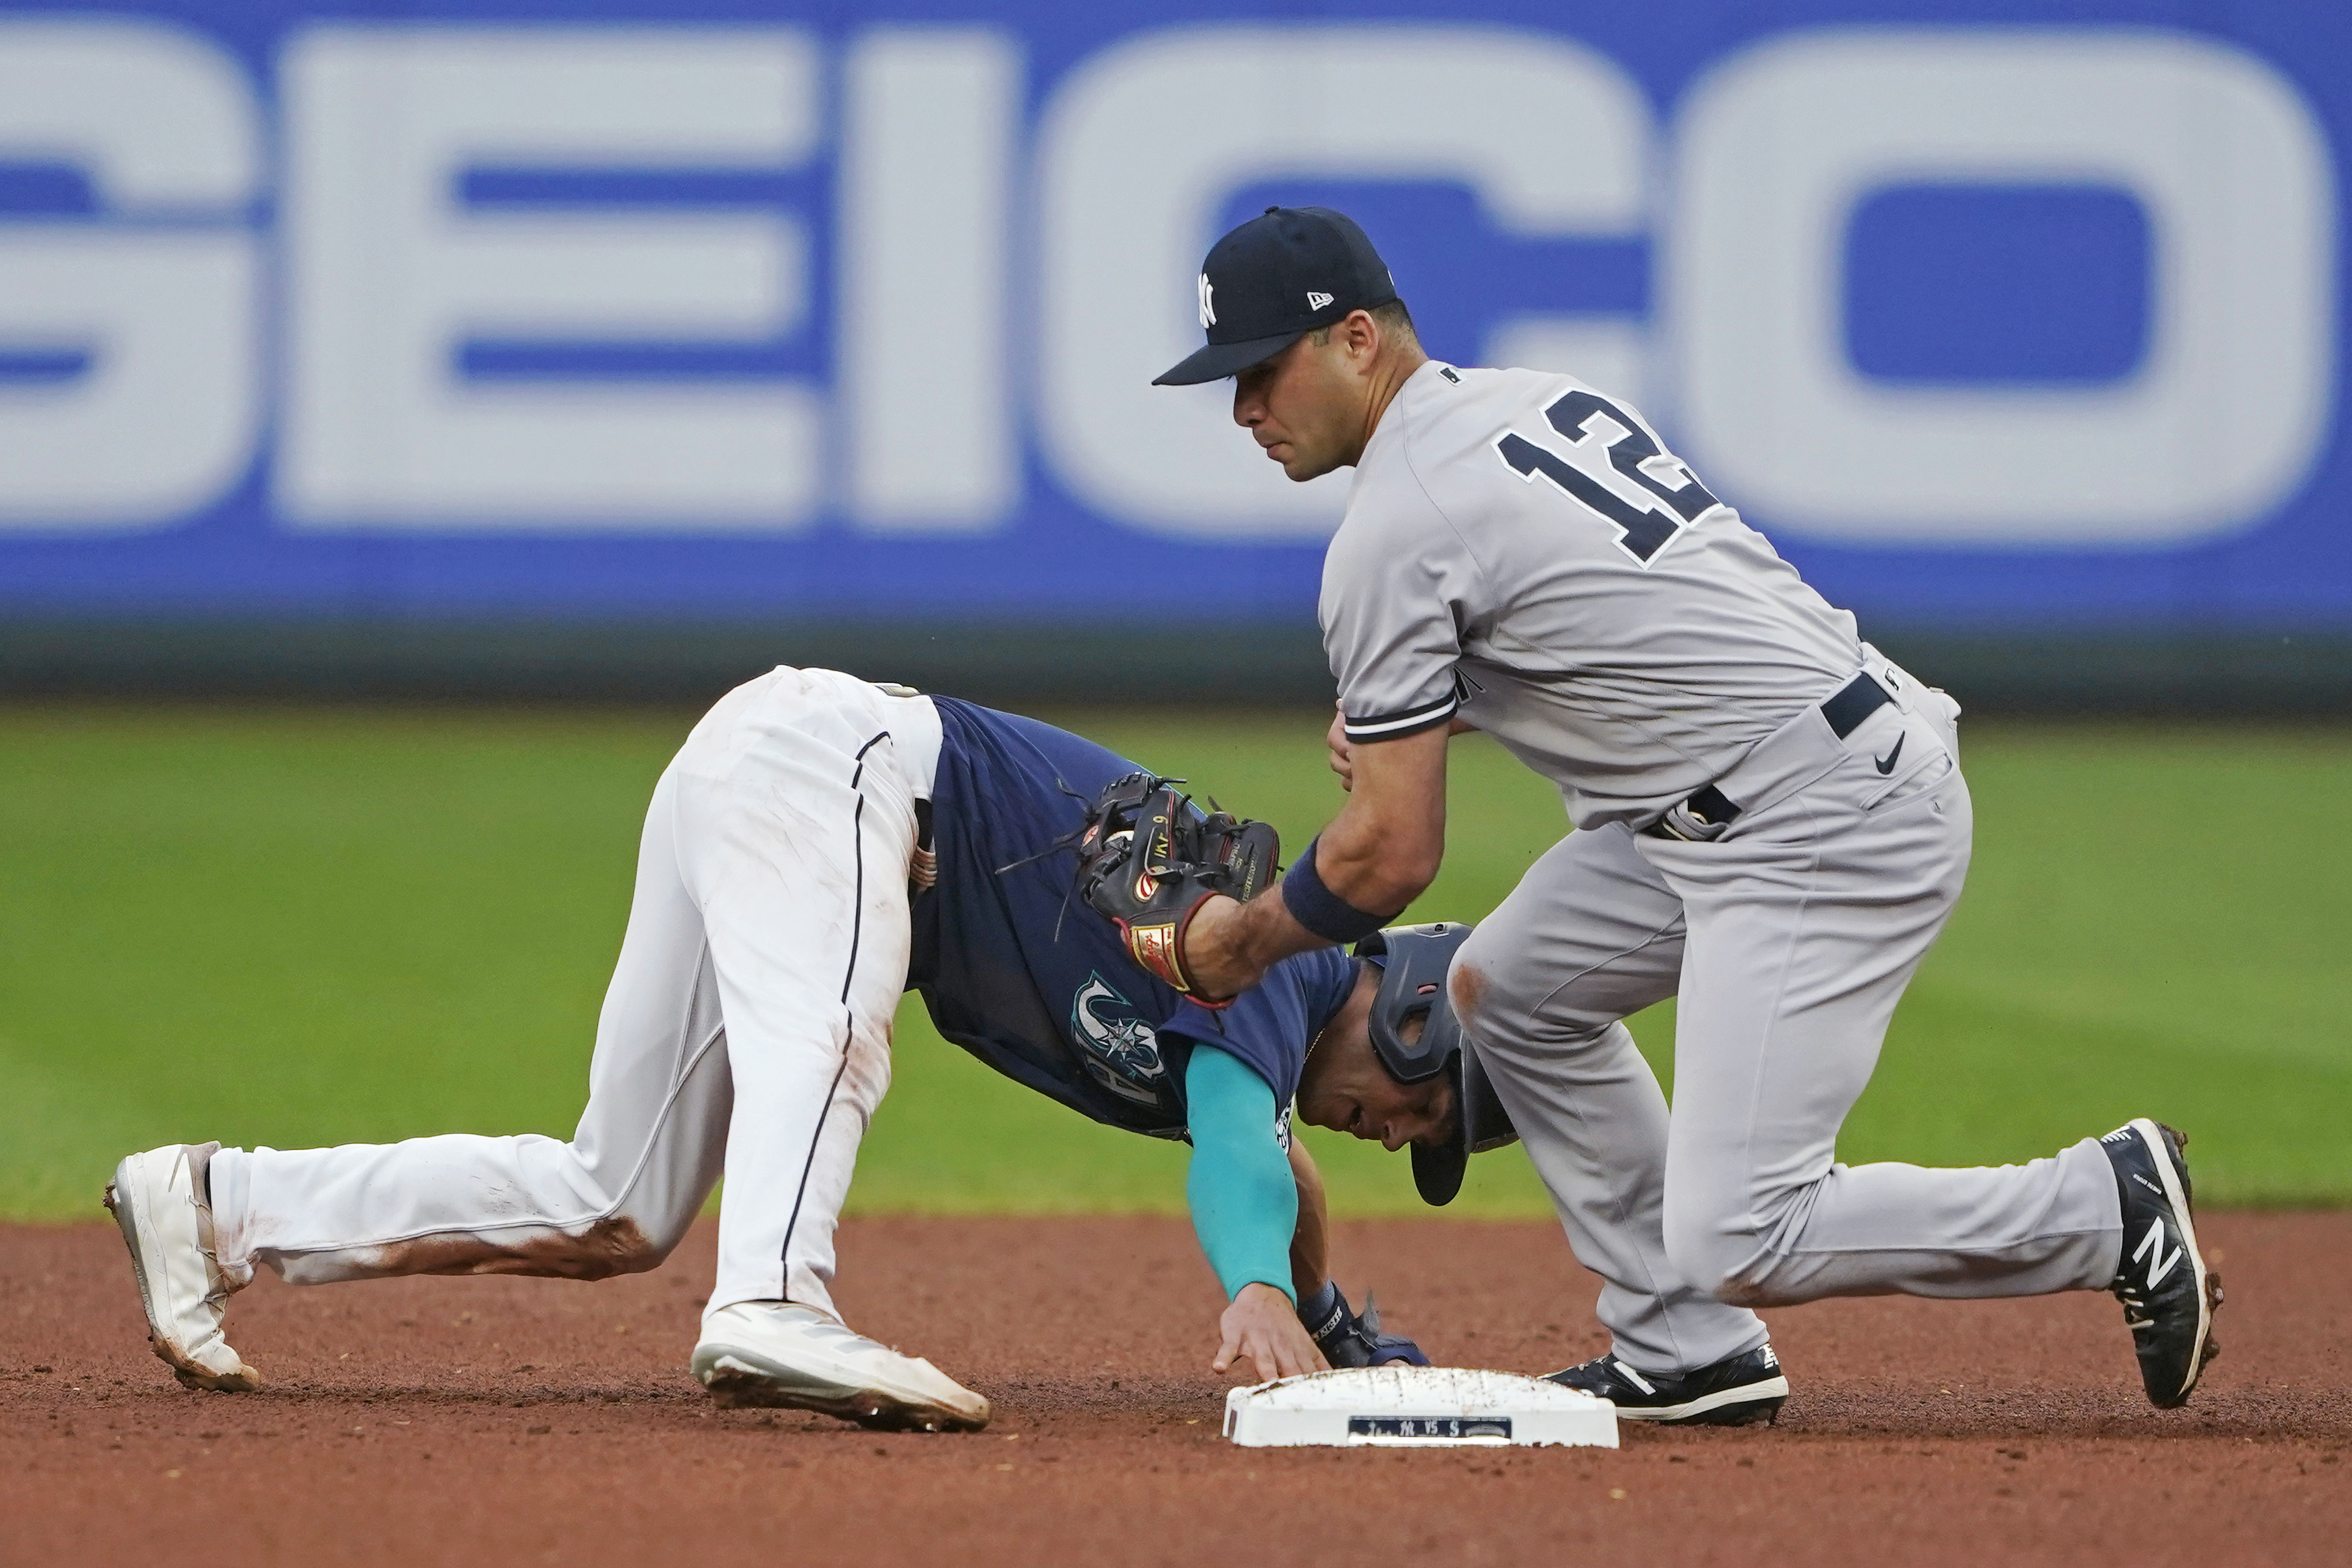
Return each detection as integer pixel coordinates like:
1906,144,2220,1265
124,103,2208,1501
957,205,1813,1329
905,697,1358,1139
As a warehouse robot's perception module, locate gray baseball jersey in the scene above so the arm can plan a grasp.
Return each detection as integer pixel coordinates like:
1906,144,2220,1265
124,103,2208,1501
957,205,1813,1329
1322,361,1865,829
1322,358,2131,1382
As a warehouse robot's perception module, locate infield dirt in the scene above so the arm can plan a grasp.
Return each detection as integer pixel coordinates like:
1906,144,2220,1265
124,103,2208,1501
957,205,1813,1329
3,1212,2346,1567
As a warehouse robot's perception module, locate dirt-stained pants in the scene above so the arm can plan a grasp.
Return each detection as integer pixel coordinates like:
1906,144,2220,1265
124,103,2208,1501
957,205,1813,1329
1451,687,2123,1375
207,668,939,1327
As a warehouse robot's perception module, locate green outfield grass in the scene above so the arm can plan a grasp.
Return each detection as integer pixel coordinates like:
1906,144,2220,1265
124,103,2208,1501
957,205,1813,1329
1,702,2345,1223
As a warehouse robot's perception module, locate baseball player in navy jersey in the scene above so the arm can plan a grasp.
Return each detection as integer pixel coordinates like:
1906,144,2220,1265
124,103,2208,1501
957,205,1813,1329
102,668,1432,1431
1109,206,2218,1423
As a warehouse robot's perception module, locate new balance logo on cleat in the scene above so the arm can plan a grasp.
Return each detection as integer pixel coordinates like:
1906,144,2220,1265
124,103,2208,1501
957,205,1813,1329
2132,1219,2183,1289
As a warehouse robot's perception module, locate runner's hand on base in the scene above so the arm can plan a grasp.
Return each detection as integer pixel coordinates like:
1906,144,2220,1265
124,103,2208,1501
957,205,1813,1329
1213,1281,1330,1380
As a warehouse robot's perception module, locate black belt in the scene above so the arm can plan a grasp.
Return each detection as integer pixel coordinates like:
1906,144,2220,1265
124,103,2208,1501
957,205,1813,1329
1818,670,1895,742
1643,671,1893,840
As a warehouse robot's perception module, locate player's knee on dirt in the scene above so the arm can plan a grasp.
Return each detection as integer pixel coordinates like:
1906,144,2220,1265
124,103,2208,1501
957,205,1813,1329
597,1208,685,1277
567,1174,711,1280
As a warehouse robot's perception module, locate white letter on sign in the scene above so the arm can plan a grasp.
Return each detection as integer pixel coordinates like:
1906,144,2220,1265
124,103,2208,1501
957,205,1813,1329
839,28,1022,533
0,20,260,529
1669,29,2334,544
1036,25,1652,538
279,28,821,530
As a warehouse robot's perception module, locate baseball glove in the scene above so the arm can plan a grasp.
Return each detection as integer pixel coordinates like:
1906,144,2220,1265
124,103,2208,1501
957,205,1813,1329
1070,773,1279,1005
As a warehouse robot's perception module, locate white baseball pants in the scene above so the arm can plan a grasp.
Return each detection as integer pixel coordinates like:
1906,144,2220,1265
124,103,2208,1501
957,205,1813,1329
206,668,940,1326
1453,682,2125,1374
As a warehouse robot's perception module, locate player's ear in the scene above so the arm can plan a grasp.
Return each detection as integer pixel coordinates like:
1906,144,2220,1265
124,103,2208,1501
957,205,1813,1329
1331,310,1362,364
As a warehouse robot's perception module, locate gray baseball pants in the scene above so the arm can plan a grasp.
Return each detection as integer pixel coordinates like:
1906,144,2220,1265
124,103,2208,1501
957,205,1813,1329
1451,683,2124,1374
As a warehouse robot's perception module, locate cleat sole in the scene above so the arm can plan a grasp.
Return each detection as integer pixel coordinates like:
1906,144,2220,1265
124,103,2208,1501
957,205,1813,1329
692,1346,986,1433
1610,1378,1791,1426
698,1364,982,1433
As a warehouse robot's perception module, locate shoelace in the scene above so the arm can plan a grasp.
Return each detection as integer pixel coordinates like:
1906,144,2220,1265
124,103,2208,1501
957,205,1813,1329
2112,1279,2156,1332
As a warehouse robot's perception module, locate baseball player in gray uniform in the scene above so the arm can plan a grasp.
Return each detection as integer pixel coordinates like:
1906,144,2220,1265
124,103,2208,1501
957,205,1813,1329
1110,206,2219,1424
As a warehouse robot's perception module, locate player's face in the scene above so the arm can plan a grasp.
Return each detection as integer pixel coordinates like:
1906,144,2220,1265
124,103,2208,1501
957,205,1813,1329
1231,330,1366,483
1296,1006,1459,1153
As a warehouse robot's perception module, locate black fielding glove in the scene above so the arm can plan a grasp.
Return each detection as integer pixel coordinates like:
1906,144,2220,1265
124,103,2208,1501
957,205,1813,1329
1069,773,1279,1004
1298,1281,1430,1369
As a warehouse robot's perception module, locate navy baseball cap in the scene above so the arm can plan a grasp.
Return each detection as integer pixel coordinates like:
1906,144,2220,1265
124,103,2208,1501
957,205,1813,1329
1153,206,1399,386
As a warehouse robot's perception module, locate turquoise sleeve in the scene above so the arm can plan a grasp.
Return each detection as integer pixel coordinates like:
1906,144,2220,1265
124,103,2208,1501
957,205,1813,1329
1183,1044,1299,1306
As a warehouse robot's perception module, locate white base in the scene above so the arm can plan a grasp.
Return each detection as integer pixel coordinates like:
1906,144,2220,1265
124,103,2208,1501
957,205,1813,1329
1223,1366,1619,1449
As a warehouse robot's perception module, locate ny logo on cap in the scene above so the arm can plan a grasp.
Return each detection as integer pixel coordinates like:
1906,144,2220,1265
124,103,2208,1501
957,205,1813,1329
1198,273,1216,329
1307,291,1334,310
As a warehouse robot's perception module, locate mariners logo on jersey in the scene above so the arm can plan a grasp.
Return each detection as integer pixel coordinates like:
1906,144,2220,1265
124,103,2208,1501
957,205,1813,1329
1071,974,1169,1107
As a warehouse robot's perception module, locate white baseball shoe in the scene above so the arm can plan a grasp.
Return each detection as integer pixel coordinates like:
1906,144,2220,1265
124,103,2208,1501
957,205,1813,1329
103,1143,262,1393
691,1301,990,1432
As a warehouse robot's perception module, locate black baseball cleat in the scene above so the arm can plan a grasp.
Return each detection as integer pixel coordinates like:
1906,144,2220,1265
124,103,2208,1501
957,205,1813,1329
2100,1119,2222,1409
1543,1343,1789,1426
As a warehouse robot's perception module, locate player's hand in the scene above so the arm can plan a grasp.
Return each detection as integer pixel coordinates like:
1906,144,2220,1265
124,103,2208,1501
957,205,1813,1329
1214,1282,1331,1381
1326,704,1356,793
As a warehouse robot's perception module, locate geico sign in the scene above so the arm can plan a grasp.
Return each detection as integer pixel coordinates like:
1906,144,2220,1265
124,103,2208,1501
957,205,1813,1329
0,18,2332,544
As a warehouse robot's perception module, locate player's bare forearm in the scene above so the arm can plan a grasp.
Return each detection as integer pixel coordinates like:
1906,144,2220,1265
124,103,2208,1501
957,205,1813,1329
1314,725,1449,909
1287,1138,1331,1302
1214,1281,1330,1380
1187,725,1450,995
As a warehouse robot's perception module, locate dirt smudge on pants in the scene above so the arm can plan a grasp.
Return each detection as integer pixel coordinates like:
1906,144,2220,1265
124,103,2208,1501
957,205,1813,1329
352,1216,658,1281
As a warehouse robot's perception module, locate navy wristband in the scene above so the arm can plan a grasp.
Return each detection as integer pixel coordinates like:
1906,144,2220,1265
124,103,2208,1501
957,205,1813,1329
1297,1279,1346,1339
1280,838,1394,945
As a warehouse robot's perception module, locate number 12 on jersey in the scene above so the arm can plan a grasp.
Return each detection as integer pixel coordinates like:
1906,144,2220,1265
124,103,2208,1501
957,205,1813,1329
1495,390,1720,566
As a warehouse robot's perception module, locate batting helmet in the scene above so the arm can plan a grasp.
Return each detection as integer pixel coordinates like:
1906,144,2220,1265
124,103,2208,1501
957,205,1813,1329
1353,922,1519,1206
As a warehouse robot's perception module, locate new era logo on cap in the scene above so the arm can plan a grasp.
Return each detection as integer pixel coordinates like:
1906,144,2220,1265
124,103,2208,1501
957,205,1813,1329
1153,206,1399,386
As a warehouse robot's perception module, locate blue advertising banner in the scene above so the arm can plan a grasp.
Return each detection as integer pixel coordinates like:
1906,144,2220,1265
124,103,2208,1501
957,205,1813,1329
1,1,2346,631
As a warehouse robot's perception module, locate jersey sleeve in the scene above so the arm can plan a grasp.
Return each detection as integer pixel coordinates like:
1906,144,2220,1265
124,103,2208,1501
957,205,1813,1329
1320,472,1484,744
1183,1045,1298,1304
1158,948,1356,1107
